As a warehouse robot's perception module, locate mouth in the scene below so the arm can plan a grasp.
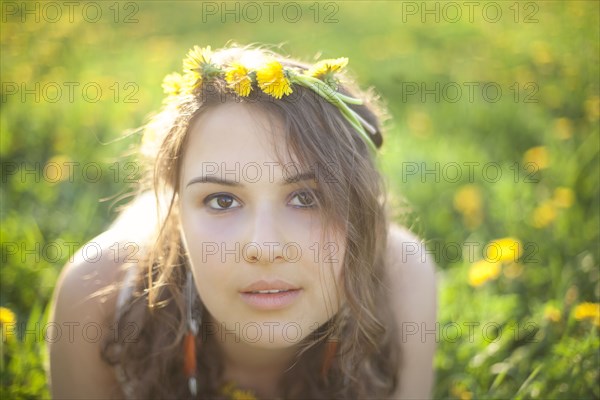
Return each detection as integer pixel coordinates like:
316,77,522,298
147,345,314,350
239,280,302,310
240,279,301,293
246,289,297,294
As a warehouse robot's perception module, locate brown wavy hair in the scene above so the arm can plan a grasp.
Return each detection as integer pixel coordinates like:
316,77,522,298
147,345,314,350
100,44,400,399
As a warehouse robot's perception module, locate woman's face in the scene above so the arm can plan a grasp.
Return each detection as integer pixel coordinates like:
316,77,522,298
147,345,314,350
179,102,346,349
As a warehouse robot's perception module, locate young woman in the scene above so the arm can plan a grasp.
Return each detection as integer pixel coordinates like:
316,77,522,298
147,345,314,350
47,44,437,399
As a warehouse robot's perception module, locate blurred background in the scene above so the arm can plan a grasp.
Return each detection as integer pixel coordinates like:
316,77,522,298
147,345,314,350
1,1,598,398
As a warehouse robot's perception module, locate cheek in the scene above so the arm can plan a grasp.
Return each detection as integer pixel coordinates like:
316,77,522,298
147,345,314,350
305,238,347,315
179,211,239,308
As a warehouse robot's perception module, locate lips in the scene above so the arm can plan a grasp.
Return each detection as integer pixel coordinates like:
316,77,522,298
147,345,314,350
239,279,302,310
240,279,300,294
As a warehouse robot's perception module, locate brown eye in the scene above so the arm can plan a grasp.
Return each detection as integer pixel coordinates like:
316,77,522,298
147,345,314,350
204,194,240,211
289,191,317,208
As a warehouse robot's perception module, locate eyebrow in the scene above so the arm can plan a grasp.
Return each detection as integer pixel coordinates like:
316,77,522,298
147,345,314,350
186,171,316,188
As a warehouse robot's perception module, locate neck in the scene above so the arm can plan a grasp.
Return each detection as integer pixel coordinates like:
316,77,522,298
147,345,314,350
209,316,299,398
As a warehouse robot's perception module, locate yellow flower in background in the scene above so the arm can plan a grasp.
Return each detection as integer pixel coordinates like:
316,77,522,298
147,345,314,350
573,302,600,326
0,307,15,325
532,200,557,228
256,61,292,99
225,62,253,97
45,154,73,183
523,146,549,170
450,383,473,400
453,185,482,214
543,304,561,323
161,72,184,96
305,57,348,86
486,237,522,263
531,41,553,65
468,259,501,287
553,187,575,208
407,110,432,137
585,95,599,121
554,117,573,140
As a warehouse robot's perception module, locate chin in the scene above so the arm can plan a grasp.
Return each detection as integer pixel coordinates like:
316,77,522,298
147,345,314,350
248,335,305,350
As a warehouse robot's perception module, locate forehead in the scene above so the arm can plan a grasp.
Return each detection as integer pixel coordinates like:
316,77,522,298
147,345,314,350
183,102,293,167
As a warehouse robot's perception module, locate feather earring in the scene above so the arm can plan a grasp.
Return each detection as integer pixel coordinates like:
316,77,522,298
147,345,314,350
321,335,339,380
184,268,200,396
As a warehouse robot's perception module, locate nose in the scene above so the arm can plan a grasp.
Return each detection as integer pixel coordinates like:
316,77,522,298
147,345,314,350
244,204,285,265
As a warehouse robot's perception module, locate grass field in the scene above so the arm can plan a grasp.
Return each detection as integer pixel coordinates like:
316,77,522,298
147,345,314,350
1,1,598,398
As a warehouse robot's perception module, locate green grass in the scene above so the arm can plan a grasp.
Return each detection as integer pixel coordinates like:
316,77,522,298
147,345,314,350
1,1,598,398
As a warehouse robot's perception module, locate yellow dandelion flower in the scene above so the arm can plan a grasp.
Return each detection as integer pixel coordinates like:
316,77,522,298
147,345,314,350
0,307,16,325
553,187,575,208
225,62,253,97
573,302,600,326
523,146,549,170
183,45,213,73
256,61,292,99
468,259,501,287
180,46,216,92
554,117,573,140
532,200,557,228
585,95,599,121
221,382,257,400
161,72,184,96
543,304,561,323
461,392,473,400
306,57,349,78
45,155,73,183
181,71,202,93
407,110,432,137
486,237,522,263
453,185,482,215
453,184,483,229
230,388,258,400
450,382,473,400
531,41,553,65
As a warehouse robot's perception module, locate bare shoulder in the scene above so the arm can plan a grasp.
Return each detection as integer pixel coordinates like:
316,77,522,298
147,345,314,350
386,223,437,287
47,229,138,399
47,194,158,398
386,223,438,399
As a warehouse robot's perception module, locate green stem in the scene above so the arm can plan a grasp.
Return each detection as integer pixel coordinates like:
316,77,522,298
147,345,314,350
337,93,363,105
292,75,377,154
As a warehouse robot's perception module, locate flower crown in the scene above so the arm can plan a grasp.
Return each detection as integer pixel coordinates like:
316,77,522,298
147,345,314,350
161,46,379,153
